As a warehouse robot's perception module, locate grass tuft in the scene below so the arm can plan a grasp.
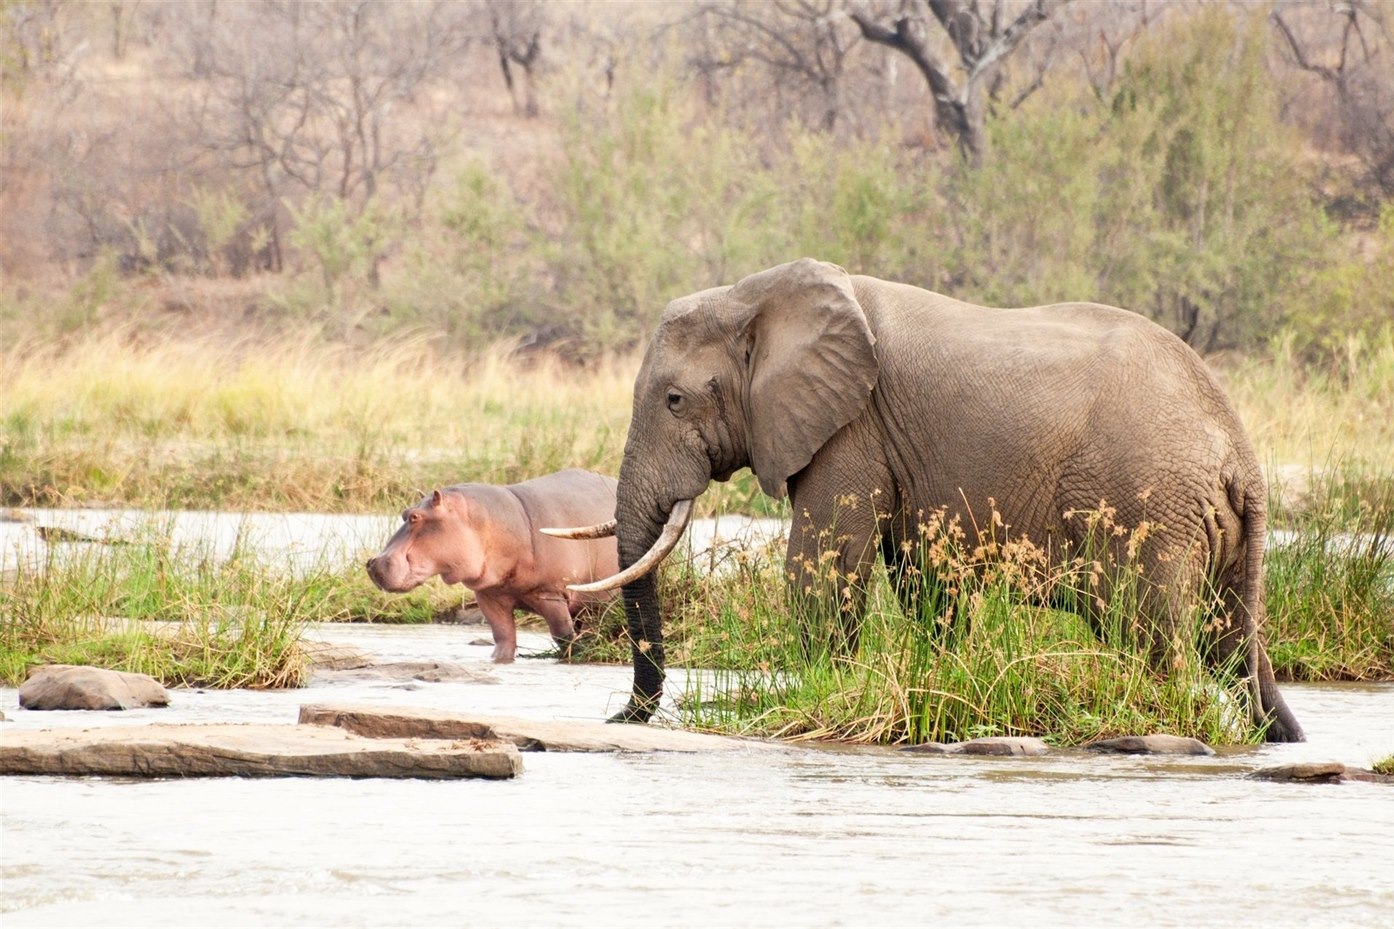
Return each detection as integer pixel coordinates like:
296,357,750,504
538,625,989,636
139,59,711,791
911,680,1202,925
666,507,1258,746
1266,466,1394,680
1,521,319,688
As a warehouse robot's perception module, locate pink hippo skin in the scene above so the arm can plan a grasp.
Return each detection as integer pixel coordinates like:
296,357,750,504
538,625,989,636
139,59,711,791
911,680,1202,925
366,469,619,662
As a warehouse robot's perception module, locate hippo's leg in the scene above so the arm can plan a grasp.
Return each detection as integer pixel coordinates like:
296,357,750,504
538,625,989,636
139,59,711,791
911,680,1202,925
477,597,518,663
532,597,579,659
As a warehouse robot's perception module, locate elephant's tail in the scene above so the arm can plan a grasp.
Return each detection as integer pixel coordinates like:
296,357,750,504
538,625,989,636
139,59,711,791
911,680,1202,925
1233,475,1305,743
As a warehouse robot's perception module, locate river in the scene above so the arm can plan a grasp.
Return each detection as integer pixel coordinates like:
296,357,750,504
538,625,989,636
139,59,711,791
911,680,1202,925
2,511,1392,926
2,621,1392,928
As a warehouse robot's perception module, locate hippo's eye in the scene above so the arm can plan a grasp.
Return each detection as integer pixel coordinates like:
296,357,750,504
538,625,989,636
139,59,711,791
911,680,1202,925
666,391,684,414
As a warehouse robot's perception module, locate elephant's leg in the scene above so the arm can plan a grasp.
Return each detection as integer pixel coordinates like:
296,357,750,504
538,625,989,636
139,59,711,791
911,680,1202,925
880,529,920,615
786,525,877,659
1199,550,1304,742
786,477,887,661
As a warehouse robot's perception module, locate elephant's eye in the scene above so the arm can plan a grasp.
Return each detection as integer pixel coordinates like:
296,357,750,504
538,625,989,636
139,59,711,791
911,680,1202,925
666,391,684,414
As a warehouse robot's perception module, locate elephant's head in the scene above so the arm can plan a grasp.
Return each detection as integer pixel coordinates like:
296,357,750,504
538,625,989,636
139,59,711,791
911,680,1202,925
552,258,878,721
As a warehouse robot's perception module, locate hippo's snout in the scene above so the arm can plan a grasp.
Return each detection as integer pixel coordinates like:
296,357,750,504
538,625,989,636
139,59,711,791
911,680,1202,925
365,555,389,591
365,551,422,593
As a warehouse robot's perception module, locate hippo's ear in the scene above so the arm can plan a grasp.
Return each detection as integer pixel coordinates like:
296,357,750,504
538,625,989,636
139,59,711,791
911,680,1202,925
430,490,444,508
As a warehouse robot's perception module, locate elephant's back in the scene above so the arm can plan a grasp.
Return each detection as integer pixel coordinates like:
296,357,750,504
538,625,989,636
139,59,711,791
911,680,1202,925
852,277,1260,549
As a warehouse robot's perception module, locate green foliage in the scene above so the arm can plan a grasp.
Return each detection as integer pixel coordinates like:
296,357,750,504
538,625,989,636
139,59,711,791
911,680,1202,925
1266,467,1394,680
188,186,249,276
941,8,1333,349
0,524,315,688
675,509,1258,746
381,162,537,348
286,197,399,323
49,251,122,336
551,80,752,345
1292,204,1394,357
1103,8,1333,350
778,128,920,275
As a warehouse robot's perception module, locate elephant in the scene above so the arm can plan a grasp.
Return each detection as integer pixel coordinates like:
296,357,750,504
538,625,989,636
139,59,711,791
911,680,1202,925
547,258,1304,742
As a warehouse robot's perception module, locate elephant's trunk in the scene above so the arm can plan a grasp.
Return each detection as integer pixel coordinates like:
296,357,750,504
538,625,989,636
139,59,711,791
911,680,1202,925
604,492,694,723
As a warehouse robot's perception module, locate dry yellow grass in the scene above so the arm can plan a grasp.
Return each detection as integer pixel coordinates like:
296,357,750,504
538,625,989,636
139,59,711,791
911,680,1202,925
2,326,1390,513
1,329,638,511
1223,329,1394,479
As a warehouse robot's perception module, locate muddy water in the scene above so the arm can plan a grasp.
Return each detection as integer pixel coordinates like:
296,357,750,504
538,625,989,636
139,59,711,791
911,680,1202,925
3,621,1393,928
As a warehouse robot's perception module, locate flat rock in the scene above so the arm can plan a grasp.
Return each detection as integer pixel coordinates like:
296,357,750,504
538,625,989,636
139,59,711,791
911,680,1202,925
901,735,1051,756
298,703,775,754
0,723,521,779
1086,734,1215,756
298,642,376,671
313,661,498,685
1249,761,1393,785
19,665,169,711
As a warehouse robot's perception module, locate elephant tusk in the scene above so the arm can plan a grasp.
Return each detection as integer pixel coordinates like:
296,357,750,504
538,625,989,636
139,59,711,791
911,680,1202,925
540,519,618,540
566,499,694,593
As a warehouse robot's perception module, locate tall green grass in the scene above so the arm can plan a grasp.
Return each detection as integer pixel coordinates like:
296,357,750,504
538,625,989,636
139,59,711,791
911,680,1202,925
1266,467,1394,680
2,522,322,688
672,509,1257,746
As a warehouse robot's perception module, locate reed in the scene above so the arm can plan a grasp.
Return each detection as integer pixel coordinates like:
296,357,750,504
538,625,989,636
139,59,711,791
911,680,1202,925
1,520,317,688
1265,466,1394,680
667,507,1258,745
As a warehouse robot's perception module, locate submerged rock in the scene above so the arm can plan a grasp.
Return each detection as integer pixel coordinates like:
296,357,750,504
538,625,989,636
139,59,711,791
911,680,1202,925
19,665,169,711
1086,734,1215,756
313,661,498,685
298,703,776,754
902,736,1051,757
1249,762,1394,785
0,722,521,779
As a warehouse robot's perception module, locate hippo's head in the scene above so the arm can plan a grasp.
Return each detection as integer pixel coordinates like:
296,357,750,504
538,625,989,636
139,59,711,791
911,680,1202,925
366,489,481,592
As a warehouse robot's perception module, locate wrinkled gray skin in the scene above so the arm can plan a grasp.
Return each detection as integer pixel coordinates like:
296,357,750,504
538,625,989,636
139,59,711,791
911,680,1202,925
606,258,1303,742
366,469,619,662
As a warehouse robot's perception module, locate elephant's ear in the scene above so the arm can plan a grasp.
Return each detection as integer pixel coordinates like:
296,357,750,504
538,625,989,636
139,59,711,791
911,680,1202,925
733,259,878,499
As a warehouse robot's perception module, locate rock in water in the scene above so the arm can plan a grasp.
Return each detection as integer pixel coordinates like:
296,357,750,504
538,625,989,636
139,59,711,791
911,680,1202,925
19,665,170,711
0,723,522,779
1086,734,1215,756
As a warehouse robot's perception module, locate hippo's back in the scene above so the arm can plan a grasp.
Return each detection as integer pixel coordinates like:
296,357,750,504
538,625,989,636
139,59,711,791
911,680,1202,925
509,468,618,526
511,470,620,598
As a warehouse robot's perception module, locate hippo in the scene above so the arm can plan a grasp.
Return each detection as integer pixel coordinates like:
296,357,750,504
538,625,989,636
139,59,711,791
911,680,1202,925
366,469,620,662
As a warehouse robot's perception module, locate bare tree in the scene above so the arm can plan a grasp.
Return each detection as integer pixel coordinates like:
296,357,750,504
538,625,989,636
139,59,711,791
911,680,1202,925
485,0,545,118
1270,0,1394,202
846,0,1070,162
178,0,471,276
688,0,859,132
